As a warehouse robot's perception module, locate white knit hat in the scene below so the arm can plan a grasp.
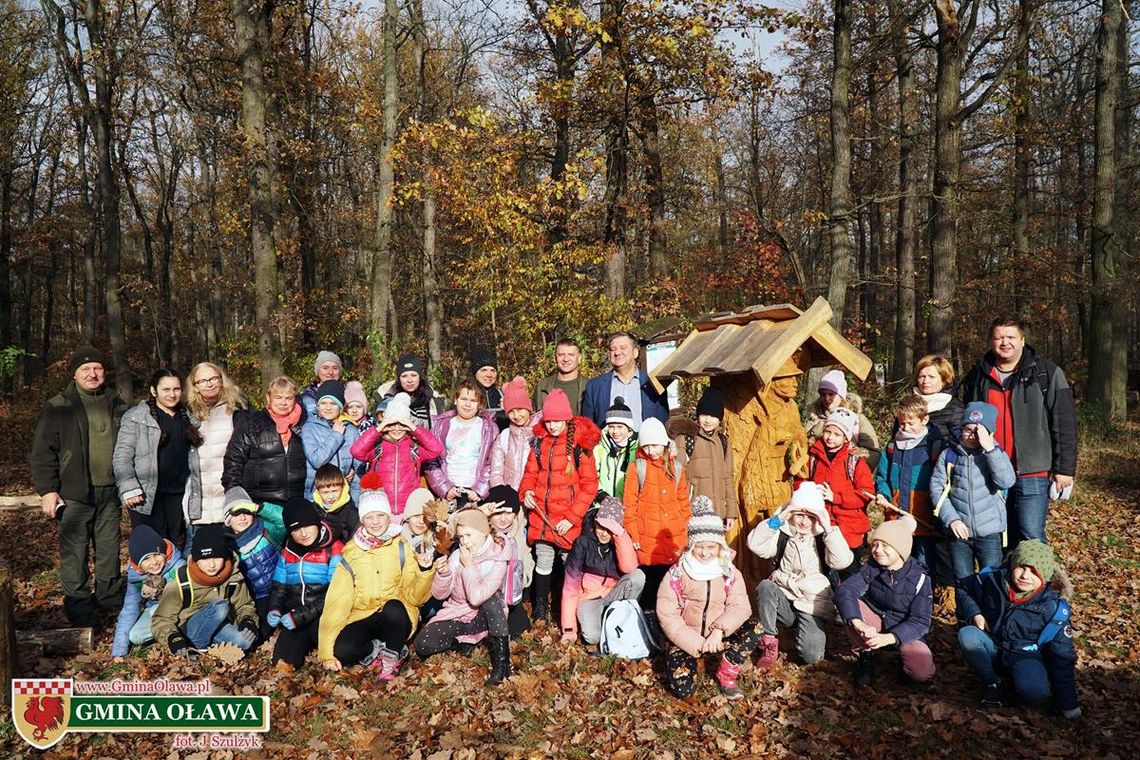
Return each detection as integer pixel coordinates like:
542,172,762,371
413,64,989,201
401,488,433,520
379,392,414,430
638,417,669,448
784,482,830,526
819,370,848,399
357,474,393,520
823,408,860,442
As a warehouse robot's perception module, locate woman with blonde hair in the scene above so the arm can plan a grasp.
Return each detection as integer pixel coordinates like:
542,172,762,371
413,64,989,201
223,376,308,505
184,362,248,545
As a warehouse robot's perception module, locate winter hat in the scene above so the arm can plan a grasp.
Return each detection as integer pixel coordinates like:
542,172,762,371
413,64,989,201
192,523,229,561
687,495,728,550
395,354,424,378
823,408,860,442
402,488,434,520
456,507,490,535
356,472,392,519
502,376,533,413
314,350,343,377
785,482,828,522
316,379,346,409
284,497,322,532
223,487,259,525
818,370,848,399
638,417,670,448
470,346,498,375
1008,540,1057,583
128,525,166,566
961,401,999,434
344,381,368,410
68,344,107,376
379,392,414,430
595,495,625,535
542,388,573,422
869,514,917,561
695,387,725,420
605,397,635,430
486,484,521,514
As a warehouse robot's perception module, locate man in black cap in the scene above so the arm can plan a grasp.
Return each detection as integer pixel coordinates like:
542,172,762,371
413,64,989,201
30,344,128,625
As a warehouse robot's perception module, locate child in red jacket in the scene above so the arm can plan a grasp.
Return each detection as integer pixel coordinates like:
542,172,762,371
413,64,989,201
807,408,873,577
519,389,600,623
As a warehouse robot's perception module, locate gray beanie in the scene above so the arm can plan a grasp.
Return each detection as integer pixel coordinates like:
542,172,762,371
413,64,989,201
314,350,343,377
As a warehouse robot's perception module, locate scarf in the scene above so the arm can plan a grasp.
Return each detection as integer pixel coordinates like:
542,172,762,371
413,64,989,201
680,551,729,582
353,523,400,551
187,557,234,587
270,404,303,448
893,427,929,451
313,481,352,513
917,390,953,413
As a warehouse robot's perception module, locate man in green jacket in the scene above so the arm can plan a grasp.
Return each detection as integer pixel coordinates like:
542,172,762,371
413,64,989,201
30,345,128,626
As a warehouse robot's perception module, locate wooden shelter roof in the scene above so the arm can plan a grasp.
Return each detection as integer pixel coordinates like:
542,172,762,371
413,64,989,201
649,297,873,388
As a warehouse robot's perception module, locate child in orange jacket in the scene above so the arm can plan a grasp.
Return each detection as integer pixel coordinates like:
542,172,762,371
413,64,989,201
806,408,874,578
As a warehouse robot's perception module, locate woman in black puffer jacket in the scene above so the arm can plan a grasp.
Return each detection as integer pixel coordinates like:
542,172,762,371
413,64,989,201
223,376,308,505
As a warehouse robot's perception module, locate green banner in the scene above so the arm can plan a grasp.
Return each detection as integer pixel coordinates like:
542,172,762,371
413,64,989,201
68,696,269,732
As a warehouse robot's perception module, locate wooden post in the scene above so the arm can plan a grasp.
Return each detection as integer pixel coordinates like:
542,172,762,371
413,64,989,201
0,561,18,707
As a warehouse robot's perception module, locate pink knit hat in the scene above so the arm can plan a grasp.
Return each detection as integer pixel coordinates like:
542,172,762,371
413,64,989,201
541,388,573,422
502,376,533,413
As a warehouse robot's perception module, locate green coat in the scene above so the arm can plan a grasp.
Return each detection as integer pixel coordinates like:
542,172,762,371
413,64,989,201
30,382,127,501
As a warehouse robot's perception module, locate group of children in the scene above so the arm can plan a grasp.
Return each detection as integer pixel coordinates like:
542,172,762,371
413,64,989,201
109,370,1080,718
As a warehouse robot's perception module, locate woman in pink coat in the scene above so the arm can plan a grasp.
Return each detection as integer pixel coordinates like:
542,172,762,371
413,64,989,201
349,393,444,518
656,497,760,700
413,509,512,684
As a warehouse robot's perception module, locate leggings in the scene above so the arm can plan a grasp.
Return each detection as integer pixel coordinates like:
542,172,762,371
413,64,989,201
272,619,320,668
414,592,508,658
665,623,762,698
130,491,186,551
534,543,567,575
333,600,414,666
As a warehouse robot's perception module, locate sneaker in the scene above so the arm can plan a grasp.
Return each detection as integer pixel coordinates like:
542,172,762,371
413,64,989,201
980,682,1005,708
756,633,779,671
715,657,744,700
370,645,408,682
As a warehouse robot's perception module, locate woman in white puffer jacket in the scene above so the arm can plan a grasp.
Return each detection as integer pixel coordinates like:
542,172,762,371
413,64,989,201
184,362,248,546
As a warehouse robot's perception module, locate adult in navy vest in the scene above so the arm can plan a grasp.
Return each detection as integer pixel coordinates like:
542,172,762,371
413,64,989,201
958,317,1076,549
581,332,669,431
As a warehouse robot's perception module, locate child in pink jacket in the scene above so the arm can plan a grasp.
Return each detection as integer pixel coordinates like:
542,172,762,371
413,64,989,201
490,376,542,491
350,393,444,518
656,497,759,700
413,509,513,685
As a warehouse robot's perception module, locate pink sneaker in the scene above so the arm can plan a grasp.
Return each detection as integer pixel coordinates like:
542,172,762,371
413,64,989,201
715,657,744,700
757,633,779,670
369,645,407,682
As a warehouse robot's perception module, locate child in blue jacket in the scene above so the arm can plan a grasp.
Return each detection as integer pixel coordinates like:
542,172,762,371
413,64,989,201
224,486,284,641
956,540,1079,717
266,498,344,667
112,525,185,658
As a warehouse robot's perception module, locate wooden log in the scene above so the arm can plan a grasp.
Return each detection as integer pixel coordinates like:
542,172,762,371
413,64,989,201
0,496,40,512
0,562,17,707
17,627,94,655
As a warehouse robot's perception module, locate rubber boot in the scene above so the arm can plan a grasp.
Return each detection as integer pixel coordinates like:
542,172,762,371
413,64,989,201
757,633,779,670
854,651,876,689
485,636,511,685
715,656,744,700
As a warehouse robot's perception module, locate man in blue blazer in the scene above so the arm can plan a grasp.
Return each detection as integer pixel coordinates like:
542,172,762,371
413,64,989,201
581,332,669,431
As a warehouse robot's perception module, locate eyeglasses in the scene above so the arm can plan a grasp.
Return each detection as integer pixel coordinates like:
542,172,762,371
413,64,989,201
193,375,222,388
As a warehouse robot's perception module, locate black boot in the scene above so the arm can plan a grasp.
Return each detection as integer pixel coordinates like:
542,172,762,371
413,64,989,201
532,572,551,622
485,636,511,685
854,652,876,689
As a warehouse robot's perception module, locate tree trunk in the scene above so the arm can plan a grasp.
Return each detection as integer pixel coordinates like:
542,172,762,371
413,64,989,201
601,0,628,298
234,0,282,385
0,168,11,352
1087,0,1124,420
825,0,854,331
1011,0,1032,316
411,0,441,370
891,3,918,381
642,90,667,280
370,0,398,351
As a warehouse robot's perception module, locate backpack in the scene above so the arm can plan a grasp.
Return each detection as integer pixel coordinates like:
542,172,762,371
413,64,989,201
634,456,682,494
683,432,729,460
808,450,859,485
531,437,588,472
599,599,656,659
773,530,829,576
666,563,736,612
932,446,1008,518
174,565,239,612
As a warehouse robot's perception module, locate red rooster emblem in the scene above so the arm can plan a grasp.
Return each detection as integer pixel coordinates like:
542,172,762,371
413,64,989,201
24,696,65,741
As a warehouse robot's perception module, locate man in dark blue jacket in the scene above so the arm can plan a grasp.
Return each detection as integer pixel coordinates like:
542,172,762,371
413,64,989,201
581,332,669,431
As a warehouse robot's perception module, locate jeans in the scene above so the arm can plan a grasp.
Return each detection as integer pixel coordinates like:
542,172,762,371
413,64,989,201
1007,476,1050,548
128,602,157,645
958,625,1051,705
184,599,251,651
577,570,646,645
755,580,828,663
948,534,1004,580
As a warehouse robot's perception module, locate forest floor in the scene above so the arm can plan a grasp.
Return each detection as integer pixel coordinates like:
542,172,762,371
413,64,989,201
1,406,1138,759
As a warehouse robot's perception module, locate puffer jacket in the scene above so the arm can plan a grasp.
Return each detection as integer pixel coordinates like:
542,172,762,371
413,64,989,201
301,414,362,501
266,524,344,627
929,442,1016,538
806,438,875,549
313,482,359,543
593,432,638,499
428,534,512,643
151,559,258,653
112,540,185,656
186,404,245,523
490,412,543,491
747,502,852,618
230,507,284,600
222,409,308,505
835,556,932,645
669,418,739,522
622,451,691,566
424,410,498,499
806,393,881,469
875,434,941,538
351,424,445,515
561,508,639,635
318,533,435,662
112,401,164,516
518,416,601,550
656,560,751,657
